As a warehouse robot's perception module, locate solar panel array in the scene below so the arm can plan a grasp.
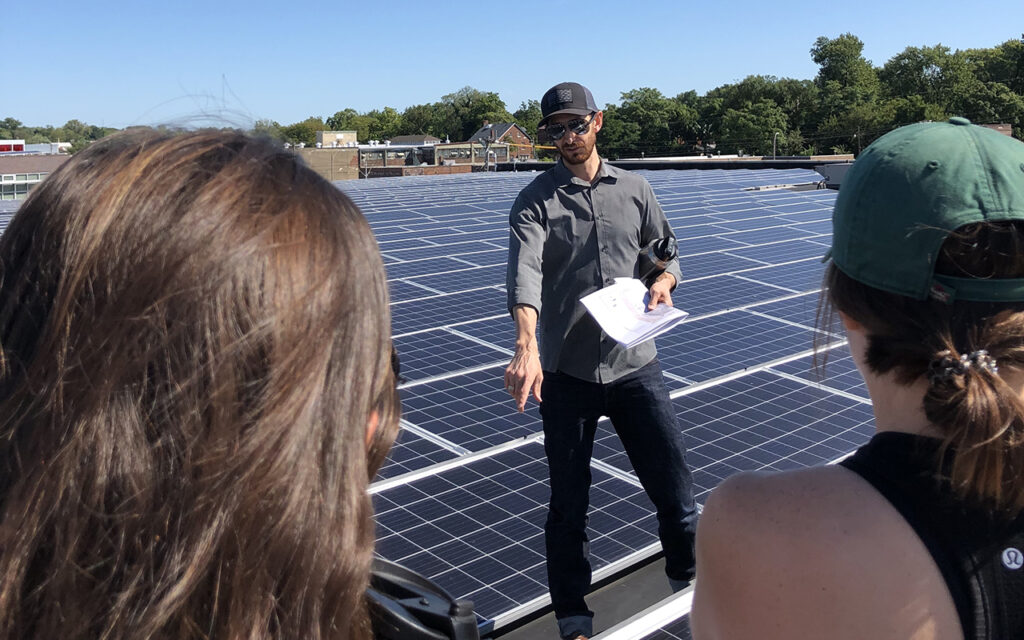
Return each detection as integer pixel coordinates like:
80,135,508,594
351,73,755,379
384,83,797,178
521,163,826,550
0,163,873,637
338,167,875,635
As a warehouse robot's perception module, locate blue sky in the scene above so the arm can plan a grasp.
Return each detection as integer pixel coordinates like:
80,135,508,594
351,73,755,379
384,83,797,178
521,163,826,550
6,0,1023,129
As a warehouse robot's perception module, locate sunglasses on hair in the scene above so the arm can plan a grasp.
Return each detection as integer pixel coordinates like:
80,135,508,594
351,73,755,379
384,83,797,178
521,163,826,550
542,114,595,141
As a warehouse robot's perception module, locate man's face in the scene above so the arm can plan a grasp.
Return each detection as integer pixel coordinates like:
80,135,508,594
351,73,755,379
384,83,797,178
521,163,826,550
549,111,603,166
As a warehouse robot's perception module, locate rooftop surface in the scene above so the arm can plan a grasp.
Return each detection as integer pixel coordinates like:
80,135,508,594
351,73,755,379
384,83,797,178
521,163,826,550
0,167,866,638
337,168,871,637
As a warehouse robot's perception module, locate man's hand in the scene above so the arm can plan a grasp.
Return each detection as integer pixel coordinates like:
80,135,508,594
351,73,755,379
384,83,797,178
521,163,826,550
647,272,676,310
505,344,543,413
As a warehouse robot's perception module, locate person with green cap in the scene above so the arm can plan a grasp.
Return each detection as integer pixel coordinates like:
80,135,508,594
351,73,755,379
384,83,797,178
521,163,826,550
690,118,1024,639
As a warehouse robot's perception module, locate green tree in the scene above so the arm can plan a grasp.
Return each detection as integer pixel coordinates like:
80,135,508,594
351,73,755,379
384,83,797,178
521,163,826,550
771,78,820,132
811,33,881,120
0,117,22,138
325,108,374,142
367,107,403,141
816,100,894,154
812,34,880,97
326,108,359,131
280,116,324,146
884,94,946,125
438,87,512,141
719,98,791,155
960,38,1024,138
512,99,542,139
401,103,439,136
880,45,952,99
61,119,91,139
617,87,697,154
251,119,283,141
964,37,1024,96
597,103,641,158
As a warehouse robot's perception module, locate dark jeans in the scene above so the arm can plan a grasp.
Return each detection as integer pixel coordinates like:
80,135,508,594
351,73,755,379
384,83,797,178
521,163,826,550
540,359,698,633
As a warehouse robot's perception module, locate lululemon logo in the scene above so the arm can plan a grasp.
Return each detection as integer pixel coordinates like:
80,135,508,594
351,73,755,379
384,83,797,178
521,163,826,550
1002,547,1024,570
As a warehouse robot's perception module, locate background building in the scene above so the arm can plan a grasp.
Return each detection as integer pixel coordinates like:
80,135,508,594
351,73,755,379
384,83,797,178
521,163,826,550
316,130,358,147
434,141,509,166
0,152,68,201
390,134,441,145
467,122,534,160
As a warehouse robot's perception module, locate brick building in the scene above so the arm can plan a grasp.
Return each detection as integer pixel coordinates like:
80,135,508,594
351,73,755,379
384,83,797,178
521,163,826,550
466,122,535,160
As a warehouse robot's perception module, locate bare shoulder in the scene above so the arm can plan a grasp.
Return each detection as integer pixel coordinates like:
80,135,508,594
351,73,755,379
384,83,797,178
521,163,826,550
700,465,872,532
691,467,961,640
695,467,876,575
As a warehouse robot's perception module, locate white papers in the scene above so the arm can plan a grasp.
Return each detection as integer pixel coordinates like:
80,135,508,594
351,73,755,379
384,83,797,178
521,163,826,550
580,278,689,348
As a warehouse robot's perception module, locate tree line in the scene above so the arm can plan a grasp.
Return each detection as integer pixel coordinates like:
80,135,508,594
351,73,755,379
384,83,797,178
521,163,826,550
0,118,119,154
4,34,1022,158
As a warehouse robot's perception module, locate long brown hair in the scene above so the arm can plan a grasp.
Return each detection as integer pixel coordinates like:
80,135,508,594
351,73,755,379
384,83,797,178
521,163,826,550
820,221,1024,514
0,129,399,639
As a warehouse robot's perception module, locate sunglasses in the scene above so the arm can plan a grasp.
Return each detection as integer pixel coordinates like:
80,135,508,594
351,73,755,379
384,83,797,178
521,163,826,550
390,344,407,386
542,113,595,141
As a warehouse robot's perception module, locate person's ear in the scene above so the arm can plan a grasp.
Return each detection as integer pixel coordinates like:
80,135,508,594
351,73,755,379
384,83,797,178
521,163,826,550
837,310,864,333
366,410,379,448
592,111,604,134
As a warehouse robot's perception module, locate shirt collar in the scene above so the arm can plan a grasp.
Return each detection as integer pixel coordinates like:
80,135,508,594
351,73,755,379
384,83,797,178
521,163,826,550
552,157,617,188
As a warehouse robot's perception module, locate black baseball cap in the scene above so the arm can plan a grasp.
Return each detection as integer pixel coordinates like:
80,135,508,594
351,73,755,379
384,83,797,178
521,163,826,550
539,82,599,126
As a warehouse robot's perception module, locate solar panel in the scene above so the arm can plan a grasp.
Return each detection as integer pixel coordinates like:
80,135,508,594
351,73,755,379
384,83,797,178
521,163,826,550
674,274,794,316
335,168,869,633
397,365,541,454
723,238,829,263
372,441,662,629
767,343,870,399
676,252,765,279
393,329,508,382
405,263,507,293
654,310,825,385
391,287,508,336
376,423,461,481
586,369,874,500
736,258,825,292
388,279,445,303
637,616,692,640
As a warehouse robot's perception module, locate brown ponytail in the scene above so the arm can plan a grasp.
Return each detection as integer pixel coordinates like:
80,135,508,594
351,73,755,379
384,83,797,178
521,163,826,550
821,221,1024,514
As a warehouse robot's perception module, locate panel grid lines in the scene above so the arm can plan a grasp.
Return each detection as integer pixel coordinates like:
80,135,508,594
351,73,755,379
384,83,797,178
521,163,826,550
332,169,868,631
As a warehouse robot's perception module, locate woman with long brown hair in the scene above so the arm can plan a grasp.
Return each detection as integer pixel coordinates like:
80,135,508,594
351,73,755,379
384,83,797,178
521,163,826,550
691,119,1024,639
0,129,400,639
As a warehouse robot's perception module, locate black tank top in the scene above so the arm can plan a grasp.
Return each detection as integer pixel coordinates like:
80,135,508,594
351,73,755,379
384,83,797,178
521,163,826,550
840,432,1024,639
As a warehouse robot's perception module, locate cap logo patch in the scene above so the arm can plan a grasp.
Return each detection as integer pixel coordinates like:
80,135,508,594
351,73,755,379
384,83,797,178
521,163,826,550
556,88,573,105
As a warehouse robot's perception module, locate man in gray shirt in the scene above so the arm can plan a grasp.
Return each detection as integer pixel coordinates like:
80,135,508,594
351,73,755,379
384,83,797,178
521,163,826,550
504,82,698,640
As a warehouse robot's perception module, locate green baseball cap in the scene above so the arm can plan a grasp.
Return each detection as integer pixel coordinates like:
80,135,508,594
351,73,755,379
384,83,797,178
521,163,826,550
828,117,1024,302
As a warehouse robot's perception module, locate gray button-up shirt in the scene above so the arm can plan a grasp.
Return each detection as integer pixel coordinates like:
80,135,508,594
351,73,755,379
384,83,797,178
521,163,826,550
506,159,682,383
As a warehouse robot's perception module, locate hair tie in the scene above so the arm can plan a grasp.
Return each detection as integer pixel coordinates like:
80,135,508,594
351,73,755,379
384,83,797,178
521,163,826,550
928,349,998,385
